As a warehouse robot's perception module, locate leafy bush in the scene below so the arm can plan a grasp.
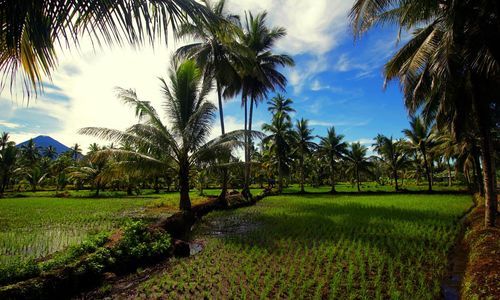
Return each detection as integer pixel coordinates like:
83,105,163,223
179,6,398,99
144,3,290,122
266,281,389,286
114,221,171,262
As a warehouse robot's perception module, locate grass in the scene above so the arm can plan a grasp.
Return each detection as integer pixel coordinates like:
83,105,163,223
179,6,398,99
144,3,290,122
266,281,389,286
134,193,472,299
282,182,467,193
0,192,210,269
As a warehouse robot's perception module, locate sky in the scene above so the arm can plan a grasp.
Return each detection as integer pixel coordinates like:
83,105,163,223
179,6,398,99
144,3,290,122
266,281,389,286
0,0,412,154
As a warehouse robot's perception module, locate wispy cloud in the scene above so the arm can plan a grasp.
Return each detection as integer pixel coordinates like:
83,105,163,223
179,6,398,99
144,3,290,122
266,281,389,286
309,119,371,127
0,120,22,129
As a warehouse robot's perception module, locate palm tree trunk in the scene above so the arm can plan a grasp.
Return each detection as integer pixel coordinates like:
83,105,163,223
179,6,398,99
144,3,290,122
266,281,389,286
330,160,336,193
179,160,191,211
244,96,255,199
421,149,432,192
278,159,283,193
356,166,361,192
300,155,305,193
243,95,249,195
394,169,399,191
217,81,225,134
474,153,484,196
447,159,452,187
471,80,497,227
216,82,229,206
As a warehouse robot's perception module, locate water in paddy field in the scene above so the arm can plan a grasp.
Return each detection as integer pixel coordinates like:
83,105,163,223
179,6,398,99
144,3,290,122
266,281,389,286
441,241,467,300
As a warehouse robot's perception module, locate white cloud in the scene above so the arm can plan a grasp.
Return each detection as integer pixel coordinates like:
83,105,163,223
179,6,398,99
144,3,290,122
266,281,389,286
226,0,354,55
0,120,21,129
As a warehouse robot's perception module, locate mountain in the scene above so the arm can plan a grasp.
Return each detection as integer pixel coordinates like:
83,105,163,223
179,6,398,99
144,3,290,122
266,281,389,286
16,135,72,157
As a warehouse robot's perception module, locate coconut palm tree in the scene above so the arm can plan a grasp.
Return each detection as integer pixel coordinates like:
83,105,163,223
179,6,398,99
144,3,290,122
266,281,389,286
70,143,82,161
175,0,241,134
0,0,217,97
262,111,296,193
402,117,434,192
267,94,295,122
20,139,41,167
68,152,113,196
373,135,409,191
318,127,348,193
350,0,500,226
43,145,57,159
294,118,316,193
174,0,244,203
233,12,294,197
346,142,372,192
0,133,17,194
80,59,243,210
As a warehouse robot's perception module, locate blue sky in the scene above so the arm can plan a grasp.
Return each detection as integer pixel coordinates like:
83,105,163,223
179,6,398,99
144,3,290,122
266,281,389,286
0,0,411,153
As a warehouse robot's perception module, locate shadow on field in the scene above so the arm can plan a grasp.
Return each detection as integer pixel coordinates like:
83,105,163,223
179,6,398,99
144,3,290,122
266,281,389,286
215,199,460,257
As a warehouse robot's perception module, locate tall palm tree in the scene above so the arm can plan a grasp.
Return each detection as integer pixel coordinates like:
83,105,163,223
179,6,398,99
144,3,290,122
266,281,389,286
175,0,241,135
350,0,500,226
318,127,348,193
70,143,82,161
294,118,316,193
80,59,241,210
234,12,294,197
346,142,372,192
267,94,295,121
402,116,434,192
174,0,243,203
0,133,17,194
374,135,409,191
0,0,217,97
262,111,296,193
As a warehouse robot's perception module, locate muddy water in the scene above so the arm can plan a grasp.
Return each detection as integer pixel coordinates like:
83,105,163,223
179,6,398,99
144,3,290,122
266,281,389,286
441,240,467,300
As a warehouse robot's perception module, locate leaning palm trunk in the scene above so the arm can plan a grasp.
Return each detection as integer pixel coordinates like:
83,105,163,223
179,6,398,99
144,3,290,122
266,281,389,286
216,81,229,206
474,98,498,227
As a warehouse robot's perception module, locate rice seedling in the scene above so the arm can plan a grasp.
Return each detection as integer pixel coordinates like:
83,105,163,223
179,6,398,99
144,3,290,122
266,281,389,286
132,193,471,299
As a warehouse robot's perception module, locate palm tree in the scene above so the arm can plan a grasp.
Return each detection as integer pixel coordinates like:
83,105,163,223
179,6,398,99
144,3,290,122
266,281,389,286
318,127,348,193
20,139,41,167
70,143,82,161
402,117,434,192
262,111,296,193
350,0,500,226
43,146,57,159
174,0,243,203
0,0,217,97
68,152,113,196
175,0,241,134
0,133,17,194
234,12,294,197
374,135,409,191
346,142,372,192
80,59,241,210
267,94,295,121
294,118,316,193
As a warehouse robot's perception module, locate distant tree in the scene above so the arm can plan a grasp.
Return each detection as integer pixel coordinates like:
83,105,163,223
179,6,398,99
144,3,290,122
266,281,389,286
373,135,409,191
346,142,372,192
262,111,296,193
0,133,17,194
402,117,435,192
43,145,57,159
70,143,82,161
294,118,316,193
318,127,348,193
